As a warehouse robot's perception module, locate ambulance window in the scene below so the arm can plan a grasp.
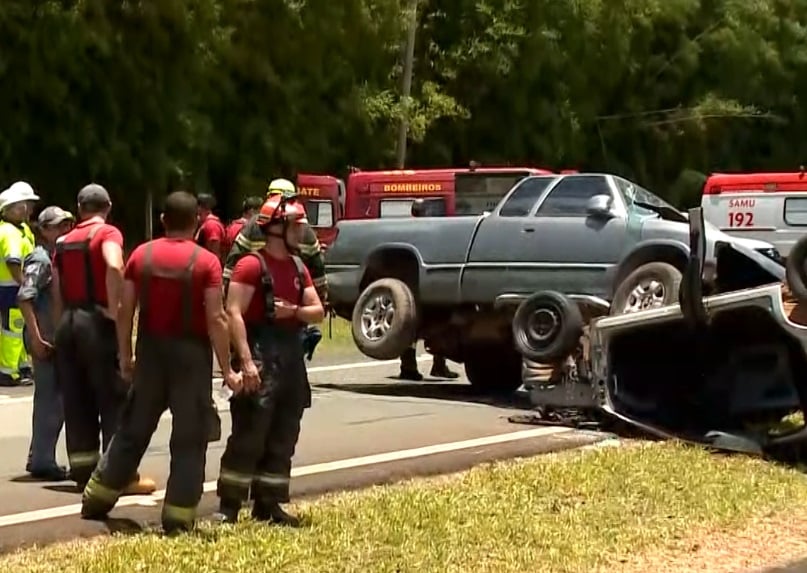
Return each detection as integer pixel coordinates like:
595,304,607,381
380,199,415,218
306,200,334,228
784,197,807,226
499,176,556,217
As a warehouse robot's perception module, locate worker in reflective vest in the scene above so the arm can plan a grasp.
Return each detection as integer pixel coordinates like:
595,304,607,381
215,197,324,525
81,191,239,533
52,183,156,494
0,181,39,386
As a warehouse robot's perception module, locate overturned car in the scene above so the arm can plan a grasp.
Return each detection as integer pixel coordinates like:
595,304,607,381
513,207,807,455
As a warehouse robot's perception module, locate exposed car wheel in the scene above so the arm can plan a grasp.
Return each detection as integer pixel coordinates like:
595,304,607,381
611,262,682,315
786,234,807,302
512,291,583,363
351,278,418,360
464,350,523,395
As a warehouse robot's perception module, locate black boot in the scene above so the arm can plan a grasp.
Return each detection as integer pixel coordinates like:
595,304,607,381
210,500,240,524
252,501,301,527
430,355,459,379
399,348,423,381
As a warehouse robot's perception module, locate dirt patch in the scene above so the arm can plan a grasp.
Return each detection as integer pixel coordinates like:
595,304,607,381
606,512,807,573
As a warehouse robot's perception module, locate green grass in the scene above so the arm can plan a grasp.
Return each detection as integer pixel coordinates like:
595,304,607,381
4,442,807,573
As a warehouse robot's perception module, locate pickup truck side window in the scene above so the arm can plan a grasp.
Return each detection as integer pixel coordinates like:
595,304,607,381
498,177,556,217
535,175,612,217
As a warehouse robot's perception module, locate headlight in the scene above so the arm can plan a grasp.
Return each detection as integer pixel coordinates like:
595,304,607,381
756,247,783,265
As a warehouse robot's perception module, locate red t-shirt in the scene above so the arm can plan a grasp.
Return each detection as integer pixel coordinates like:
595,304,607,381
55,218,124,306
196,214,225,253
125,238,222,337
230,251,313,327
224,218,246,255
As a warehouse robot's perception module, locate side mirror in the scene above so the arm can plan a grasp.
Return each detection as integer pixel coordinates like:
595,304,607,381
586,194,613,218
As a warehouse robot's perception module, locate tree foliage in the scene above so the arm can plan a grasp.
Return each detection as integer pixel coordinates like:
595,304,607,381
1,0,807,236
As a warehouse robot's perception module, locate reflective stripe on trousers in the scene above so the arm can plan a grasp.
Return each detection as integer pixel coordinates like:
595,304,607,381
0,307,27,379
69,450,101,468
162,504,196,526
217,322,309,506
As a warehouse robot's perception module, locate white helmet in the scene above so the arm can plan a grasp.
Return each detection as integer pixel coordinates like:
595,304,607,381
0,181,39,211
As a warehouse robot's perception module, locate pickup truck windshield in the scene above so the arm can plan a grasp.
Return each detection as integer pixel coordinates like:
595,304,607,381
615,176,681,216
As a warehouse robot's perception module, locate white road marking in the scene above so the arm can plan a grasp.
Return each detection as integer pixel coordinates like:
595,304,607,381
0,355,432,406
0,426,572,527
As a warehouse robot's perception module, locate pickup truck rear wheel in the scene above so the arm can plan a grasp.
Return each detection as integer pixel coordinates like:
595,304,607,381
464,351,523,395
351,278,418,360
512,291,583,363
611,262,682,315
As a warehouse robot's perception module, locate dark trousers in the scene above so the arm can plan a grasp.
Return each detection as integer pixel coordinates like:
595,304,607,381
54,308,127,484
217,324,311,507
84,334,213,527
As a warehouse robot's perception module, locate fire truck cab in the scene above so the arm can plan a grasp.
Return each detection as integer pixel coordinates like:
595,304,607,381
296,173,344,246
344,166,553,220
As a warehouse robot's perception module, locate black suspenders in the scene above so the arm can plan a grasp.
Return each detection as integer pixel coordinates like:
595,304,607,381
138,243,202,337
249,253,306,322
54,224,104,308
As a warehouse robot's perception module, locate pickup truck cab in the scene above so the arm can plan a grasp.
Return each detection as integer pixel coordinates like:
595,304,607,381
326,172,780,394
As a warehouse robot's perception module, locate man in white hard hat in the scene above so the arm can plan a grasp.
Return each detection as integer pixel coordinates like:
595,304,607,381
0,182,39,386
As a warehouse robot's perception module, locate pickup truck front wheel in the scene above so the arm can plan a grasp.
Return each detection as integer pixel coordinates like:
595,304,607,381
351,278,418,360
611,262,682,315
464,351,523,395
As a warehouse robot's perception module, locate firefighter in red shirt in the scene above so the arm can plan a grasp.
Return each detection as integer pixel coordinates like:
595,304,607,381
195,193,226,260
216,197,324,525
81,191,240,533
224,196,263,256
52,184,155,494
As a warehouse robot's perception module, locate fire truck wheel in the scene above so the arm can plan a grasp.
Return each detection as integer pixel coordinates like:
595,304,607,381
351,278,418,360
787,234,807,303
512,291,583,363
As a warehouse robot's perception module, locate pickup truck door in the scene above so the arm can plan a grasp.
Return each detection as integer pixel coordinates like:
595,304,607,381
464,175,628,301
463,176,558,302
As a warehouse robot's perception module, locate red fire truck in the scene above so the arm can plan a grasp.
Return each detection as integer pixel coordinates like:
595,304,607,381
296,174,344,246
298,166,554,246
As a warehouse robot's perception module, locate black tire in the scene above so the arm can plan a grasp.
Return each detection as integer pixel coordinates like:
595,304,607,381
611,262,682,316
351,278,418,360
512,291,583,363
787,234,807,302
464,351,523,395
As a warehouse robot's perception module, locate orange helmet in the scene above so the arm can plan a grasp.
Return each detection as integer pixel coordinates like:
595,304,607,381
256,196,308,227
284,201,308,224
256,195,283,226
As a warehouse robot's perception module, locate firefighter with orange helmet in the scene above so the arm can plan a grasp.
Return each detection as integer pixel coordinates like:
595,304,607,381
215,196,325,525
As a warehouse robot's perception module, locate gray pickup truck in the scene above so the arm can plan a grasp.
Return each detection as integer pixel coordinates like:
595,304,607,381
325,172,780,393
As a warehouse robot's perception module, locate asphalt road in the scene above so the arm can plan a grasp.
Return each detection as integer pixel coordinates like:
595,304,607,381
0,350,608,552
